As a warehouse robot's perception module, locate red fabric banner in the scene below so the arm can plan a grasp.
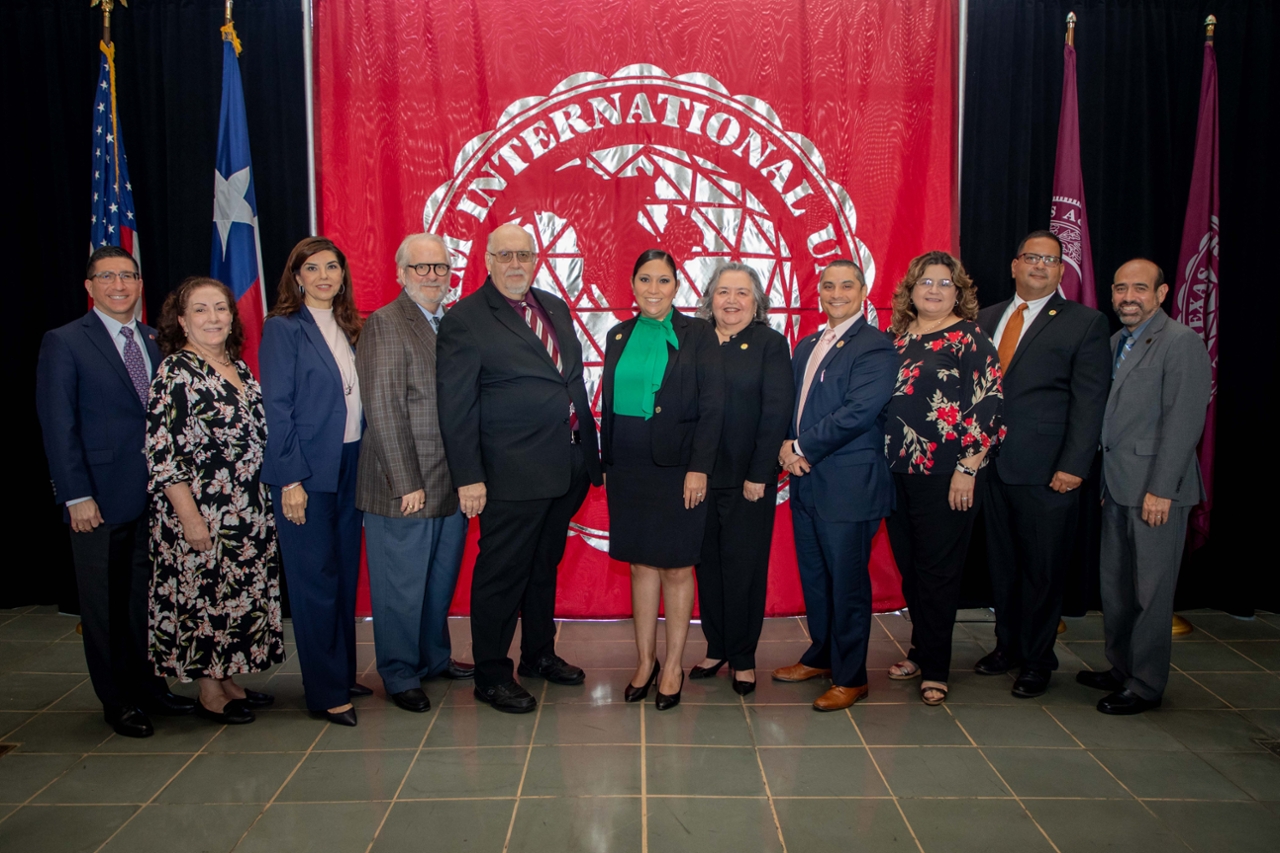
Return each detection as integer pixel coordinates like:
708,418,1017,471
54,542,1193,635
1050,41,1097,308
1172,39,1220,551
316,0,958,617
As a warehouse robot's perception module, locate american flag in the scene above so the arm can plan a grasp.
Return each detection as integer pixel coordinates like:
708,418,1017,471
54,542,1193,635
89,40,142,317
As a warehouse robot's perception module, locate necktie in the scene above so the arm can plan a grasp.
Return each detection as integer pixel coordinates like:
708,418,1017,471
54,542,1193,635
1113,330,1135,378
519,301,578,432
997,303,1028,375
796,328,837,430
428,314,440,333
118,326,150,405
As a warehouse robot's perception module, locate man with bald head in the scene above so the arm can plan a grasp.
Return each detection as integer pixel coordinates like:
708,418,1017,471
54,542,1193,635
436,223,603,713
1075,258,1210,715
356,233,473,715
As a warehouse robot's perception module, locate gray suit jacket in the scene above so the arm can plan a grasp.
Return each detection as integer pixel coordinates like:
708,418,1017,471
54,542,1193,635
1100,309,1211,508
355,290,459,519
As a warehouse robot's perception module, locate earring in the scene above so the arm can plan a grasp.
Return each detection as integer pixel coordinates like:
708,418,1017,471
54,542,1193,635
337,284,344,295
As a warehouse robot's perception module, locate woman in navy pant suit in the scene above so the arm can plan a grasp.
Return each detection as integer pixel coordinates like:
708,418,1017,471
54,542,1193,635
261,237,367,726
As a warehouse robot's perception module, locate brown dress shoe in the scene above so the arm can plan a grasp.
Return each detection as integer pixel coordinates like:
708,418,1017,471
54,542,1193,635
771,663,833,682
813,684,869,711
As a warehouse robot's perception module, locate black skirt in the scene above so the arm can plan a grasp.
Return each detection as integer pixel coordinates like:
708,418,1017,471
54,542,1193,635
607,414,707,568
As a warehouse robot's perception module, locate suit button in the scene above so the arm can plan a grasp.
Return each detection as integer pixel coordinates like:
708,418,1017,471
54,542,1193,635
654,406,662,414
1104,447,1110,452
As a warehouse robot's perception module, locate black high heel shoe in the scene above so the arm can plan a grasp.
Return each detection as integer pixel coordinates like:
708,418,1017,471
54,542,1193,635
655,671,684,711
689,659,726,679
731,672,756,696
624,661,661,703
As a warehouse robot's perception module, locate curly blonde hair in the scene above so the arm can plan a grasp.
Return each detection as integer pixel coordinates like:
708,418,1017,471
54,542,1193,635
889,251,979,336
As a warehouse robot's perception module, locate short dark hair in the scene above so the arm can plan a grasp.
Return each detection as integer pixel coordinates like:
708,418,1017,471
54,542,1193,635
631,248,679,280
86,245,138,279
1015,230,1062,258
820,259,866,288
156,276,245,359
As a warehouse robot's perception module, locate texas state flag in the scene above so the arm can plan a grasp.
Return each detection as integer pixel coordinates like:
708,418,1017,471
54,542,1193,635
211,34,267,375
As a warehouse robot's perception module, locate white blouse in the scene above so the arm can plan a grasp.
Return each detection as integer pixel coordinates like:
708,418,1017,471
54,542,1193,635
310,307,363,442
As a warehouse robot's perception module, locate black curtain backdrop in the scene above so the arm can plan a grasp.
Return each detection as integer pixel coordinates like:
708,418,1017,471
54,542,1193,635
9,0,308,608
10,0,1274,615
959,0,1275,615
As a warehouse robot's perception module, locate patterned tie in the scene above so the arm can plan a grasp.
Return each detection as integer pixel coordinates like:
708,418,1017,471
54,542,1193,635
1113,330,1135,378
796,328,838,431
428,314,440,333
997,303,1028,375
118,326,150,405
519,301,578,432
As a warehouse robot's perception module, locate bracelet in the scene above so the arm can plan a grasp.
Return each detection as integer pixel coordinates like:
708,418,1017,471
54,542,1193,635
282,483,302,492
954,462,977,477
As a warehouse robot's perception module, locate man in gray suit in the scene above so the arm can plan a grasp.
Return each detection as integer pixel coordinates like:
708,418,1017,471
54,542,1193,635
1076,258,1211,715
355,233,474,714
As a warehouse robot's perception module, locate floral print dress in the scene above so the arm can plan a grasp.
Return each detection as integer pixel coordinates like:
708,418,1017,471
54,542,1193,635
885,321,1006,474
146,350,284,680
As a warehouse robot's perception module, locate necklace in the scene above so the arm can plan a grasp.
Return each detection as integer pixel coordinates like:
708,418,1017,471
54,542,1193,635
187,342,232,367
317,317,357,396
913,314,955,336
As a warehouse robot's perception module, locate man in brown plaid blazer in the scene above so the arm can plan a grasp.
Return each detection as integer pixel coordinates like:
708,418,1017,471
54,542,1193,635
355,233,474,715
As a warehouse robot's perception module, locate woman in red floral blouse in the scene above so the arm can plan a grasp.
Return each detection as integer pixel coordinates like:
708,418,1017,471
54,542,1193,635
883,251,1005,705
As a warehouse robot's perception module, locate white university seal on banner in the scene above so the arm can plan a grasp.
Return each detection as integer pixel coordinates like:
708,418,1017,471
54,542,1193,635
423,65,874,545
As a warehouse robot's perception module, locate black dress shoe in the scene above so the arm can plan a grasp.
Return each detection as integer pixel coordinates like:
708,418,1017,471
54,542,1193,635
105,706,154,738
441,660,476,680
474,681,537,714
312,707,358,727
518,654,585,686
655,672,684,711
690,660,726,679
241,689,275,708
391,688,431,713
1097,689,1162,716
974,649,1019,676
1011,670,1050,699
1076,670,1125,692
731,675,756,696
140,691,197,716
624,662,661,703
349,683,374,697
195,698,255,725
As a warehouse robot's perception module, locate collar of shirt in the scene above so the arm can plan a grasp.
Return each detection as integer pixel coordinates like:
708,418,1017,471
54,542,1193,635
1012,290,1055,315
1123,315,1156,343
503,288,540,311
414,302,445,325
824,310,864,339
93,306,138,341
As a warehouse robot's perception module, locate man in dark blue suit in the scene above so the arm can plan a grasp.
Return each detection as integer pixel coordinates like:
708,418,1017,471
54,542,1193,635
772,260,898,711
36,246,195,738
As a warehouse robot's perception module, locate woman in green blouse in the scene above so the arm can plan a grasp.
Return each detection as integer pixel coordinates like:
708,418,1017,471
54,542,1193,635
601,249,725,710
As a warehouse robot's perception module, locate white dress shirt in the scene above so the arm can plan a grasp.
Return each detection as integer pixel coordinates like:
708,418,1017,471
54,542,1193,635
992,292,1055,351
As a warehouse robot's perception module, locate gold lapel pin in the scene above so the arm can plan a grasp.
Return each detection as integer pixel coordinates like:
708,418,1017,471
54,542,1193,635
836,340,846,348
615,333,622,340
740,343,749,350
1048,309,1057,316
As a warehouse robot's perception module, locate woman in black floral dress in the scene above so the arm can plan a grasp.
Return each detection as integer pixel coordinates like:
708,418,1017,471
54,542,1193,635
146,277,284,725
883,252,1004,705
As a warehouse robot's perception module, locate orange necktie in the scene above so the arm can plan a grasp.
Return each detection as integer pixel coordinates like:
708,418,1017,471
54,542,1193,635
998,303,1028,375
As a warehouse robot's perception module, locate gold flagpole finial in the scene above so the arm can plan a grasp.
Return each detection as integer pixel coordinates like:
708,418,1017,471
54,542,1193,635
1205,14,1216,42
1066,11,1077,48
225,0,234,26
221,0,243,56
91,0,128,46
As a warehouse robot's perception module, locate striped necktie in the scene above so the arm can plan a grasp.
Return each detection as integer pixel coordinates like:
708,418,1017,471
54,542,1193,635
519,300,577,432
1113,330,1135,378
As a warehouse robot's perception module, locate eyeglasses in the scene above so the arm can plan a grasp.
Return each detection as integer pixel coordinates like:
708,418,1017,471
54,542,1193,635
917,278,954,290
404,263,451,277
1017,252,1063,267
486,250,537,264
90,271,140,283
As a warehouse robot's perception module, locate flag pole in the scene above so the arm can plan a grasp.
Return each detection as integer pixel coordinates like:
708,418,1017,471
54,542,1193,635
91,0,126,47
1065,10,1075,47
1205,13,1216,43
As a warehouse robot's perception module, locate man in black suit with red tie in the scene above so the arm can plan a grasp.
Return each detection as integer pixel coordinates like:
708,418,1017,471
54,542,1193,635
974,231,1111,698
436,224,603,714
36,246,197,737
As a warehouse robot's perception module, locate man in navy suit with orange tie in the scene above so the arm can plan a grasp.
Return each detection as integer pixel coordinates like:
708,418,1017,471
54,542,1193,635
36,246,196,738
772,260,898,711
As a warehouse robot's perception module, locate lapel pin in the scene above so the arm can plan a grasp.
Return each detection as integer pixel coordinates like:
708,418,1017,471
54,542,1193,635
740,343,749,349
836,340,846,348
615,333,622,340
1145,338,1152,344
1048,309,1057,316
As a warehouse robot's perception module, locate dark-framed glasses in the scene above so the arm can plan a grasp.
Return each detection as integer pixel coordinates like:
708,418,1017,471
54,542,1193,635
91,270,140,283
1017,252,1062,267
917,278,954,290
486,250,537,264
405,262,451,277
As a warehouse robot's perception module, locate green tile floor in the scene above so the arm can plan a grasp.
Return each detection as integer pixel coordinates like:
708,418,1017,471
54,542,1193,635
1,606,1279,852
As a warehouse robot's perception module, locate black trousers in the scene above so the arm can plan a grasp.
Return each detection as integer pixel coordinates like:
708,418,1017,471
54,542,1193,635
68,514,168,711
886,472,983,683
471,444,590,689
983,465,1081,673
696,482,776,670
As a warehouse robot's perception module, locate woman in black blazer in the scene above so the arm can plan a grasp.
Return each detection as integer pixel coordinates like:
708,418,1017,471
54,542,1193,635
689,263,794,695
602,249,724,710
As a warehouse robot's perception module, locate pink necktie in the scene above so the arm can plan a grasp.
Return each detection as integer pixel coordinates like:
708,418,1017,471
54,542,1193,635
796,329,837,430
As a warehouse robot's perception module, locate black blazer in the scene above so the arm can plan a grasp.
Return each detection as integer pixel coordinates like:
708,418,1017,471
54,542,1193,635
600,311,725,473
709,321,794,489
436,278,603,501
975,294,1111,485
36,312,163,524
